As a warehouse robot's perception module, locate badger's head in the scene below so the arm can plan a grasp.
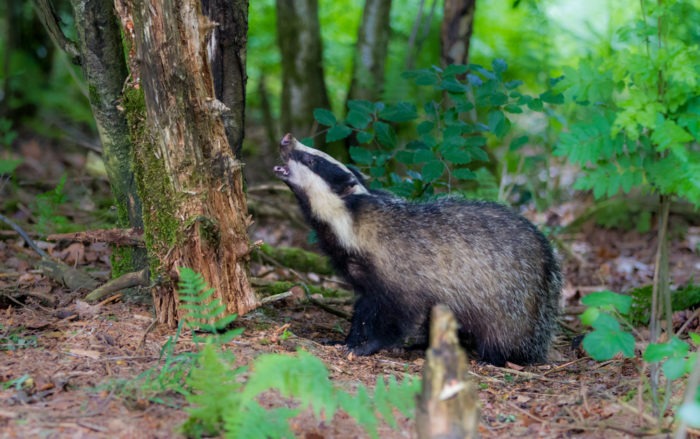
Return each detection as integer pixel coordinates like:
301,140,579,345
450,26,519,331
273,133,368,197
273,133,369,249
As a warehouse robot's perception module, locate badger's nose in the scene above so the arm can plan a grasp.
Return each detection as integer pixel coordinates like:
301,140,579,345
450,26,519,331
280,133,294,161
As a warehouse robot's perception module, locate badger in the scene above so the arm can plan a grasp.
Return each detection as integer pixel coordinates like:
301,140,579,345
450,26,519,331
273,133,562,366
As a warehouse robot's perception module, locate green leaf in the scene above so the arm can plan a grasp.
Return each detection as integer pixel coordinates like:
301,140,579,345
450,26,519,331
356,131,373,144
374,121,397,149
579,307,600,327
509,136,528,151
452,168,477,180
422,160,445,181
539,90,564,104
413,149,435,163
349,147,374,165
492,58,507,73
582,328,635,361
504,104,523,114
680,401,700,428
379,102,418,122
487,110,510,138
442,147,471,165
346,109,373,129
527,98,543,111
690,333,700,345
643,337,690,363
313,108,336,126
417,121,434,136
661,357,687,380
581,291,632,315
326,124,352,142
0,158,22,175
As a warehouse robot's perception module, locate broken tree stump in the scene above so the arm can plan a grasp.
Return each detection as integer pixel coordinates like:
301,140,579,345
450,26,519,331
417,304,480,439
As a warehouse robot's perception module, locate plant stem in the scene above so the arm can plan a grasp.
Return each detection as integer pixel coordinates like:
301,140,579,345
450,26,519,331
649,193,671,418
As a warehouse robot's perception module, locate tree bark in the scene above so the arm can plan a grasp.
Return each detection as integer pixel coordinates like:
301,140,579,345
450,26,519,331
346,0,392,104
201,0,248,157
68,0,147,276
417,305,479,439
116,0,258,327
440,0,476,66
276,0,331,144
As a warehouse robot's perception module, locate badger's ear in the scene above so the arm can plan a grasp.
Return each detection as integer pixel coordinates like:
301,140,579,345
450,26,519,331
347,165,368,188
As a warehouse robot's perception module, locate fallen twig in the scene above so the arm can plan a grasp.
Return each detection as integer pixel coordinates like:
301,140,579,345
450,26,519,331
47,228,145,247
84,268,149,302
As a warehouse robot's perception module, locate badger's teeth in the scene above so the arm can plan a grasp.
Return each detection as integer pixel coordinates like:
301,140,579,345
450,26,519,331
273,165,290,177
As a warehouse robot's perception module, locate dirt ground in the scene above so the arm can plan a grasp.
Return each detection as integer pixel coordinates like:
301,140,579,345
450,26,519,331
2,138,700,438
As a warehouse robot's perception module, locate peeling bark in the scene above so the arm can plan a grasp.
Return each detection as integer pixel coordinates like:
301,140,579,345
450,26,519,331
276,0,331,142
116,0,258,327
441,0,476,66
346,0,392,103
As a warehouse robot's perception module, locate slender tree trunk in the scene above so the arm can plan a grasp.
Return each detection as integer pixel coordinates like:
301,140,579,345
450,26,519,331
276,0,331,144
116,0,258,327
346,0,393,104
201,0,248,158
440,0,476,66
67,0,147,276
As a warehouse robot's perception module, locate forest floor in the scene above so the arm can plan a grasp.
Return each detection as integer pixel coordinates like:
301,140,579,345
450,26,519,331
2,137,700,438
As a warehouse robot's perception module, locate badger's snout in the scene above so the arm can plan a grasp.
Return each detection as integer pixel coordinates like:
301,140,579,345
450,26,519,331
280,133,294,161
273,133,295,179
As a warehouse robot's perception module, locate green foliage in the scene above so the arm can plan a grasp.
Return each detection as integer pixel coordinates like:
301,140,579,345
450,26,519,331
580,291,635,360
629,284,700,326
580,290,698,383
114,268,420,438
0,325,38,351
554,0,700,205
314,61,560,199
182,345,421,439
33,174,80,234
177,267,242,342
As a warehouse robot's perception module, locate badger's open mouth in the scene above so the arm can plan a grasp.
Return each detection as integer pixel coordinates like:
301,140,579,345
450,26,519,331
273,165,290,178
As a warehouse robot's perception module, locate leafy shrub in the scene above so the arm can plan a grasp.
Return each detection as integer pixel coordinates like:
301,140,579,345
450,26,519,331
312,61,561,200
554,1,700,205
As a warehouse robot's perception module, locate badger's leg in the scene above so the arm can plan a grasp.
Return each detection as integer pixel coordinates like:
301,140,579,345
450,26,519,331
345,294,405,355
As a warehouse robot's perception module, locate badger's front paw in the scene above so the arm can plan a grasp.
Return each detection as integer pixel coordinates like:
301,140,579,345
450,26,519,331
345,339,384,356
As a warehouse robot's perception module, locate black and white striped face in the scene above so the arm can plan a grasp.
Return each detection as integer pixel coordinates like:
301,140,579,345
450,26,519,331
274,134,369,250
273,133,368,198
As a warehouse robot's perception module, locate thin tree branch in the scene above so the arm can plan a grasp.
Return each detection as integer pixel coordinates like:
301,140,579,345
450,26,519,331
32,0,82,64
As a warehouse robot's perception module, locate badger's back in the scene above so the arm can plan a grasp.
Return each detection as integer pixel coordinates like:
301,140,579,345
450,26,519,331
350,196,561,365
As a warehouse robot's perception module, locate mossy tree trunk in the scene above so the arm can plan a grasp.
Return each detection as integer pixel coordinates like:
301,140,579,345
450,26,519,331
346,0,393,104
276,0,332,147
440,0,476,66
116,0,258,327
67,0,147,276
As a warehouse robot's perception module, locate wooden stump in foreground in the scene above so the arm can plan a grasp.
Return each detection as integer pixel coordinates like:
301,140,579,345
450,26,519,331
417,304,480,438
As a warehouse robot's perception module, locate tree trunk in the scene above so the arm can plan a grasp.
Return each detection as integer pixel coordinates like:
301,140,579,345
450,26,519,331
440,0,476,66
276,0,331,144
116,0,258,327
67,0,147,276
346,0,392,104
201,0,248,158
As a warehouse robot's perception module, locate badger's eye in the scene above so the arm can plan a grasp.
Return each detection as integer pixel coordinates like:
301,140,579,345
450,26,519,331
301,155,316,166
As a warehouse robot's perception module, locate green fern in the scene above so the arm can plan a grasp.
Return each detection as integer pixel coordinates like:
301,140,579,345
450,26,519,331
177,267,242,343
182,346,421,439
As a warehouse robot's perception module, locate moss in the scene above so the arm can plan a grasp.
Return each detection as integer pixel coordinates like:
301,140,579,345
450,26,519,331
122,86,180,280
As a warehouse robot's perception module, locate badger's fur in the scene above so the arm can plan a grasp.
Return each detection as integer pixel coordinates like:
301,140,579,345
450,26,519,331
273,133,562,366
